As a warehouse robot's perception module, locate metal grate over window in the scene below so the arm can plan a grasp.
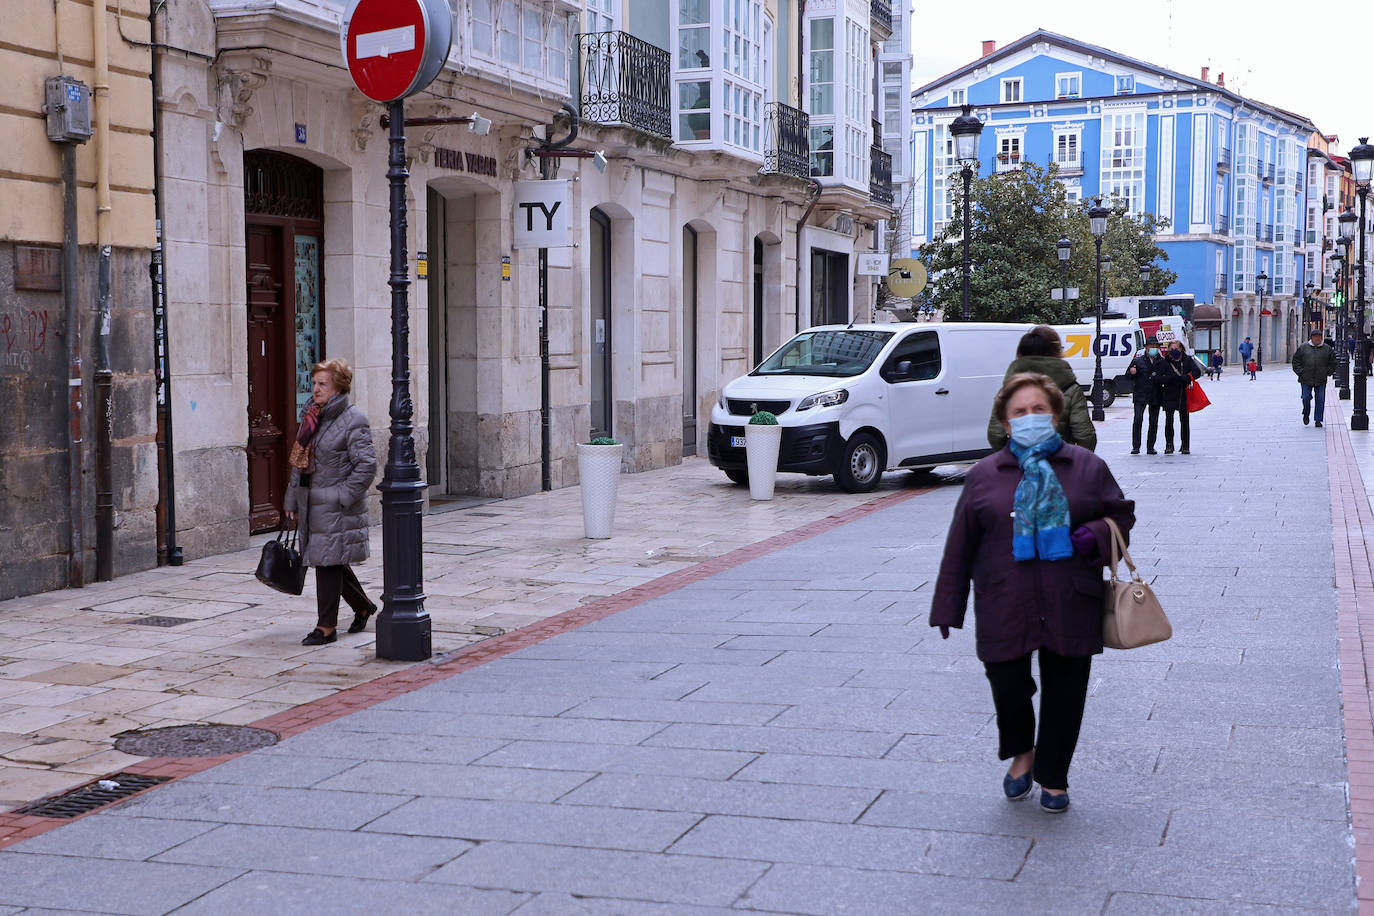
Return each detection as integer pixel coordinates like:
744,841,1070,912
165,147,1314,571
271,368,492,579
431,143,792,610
14,773,170,818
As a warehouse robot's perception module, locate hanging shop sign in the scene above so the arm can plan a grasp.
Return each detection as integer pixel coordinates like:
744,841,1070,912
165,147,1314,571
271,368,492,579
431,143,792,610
886,258,928,299
857,253,889,277
513,180,570,249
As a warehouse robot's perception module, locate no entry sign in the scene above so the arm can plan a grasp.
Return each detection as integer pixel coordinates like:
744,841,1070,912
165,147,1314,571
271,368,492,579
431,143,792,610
340,0,453,103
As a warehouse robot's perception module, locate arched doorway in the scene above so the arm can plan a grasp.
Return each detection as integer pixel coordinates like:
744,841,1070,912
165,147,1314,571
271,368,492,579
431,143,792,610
243,150,323,533
590,208,614,440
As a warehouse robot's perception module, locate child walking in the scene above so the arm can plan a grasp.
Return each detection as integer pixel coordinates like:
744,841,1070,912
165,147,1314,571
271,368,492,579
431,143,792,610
1246,359,1258,380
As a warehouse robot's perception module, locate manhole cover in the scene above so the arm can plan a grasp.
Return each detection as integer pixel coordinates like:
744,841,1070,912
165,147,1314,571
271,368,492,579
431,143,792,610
114,725,279,758
127,615,197,627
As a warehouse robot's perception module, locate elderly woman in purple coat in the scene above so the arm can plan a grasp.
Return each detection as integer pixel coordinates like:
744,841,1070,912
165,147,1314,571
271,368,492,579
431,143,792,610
930,373,1135,813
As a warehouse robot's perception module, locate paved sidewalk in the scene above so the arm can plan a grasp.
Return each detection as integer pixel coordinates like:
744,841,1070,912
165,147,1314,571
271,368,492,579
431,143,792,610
0,459,950,812
0,368,1359,914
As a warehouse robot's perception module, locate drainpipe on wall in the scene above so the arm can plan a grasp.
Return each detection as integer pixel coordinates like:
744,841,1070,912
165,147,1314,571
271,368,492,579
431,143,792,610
539,103,580,491
148,3,183,565
62,143,85,589
795,179,822,333
92,0,115,581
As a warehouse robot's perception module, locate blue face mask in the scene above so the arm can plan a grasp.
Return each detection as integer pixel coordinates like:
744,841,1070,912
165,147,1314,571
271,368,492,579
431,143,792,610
1009,413,1056,448
1147,347,1160,357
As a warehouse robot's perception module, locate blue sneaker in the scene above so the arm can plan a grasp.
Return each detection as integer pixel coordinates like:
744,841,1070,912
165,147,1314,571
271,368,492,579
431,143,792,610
1003,770,1033,800
1040,790,1070,813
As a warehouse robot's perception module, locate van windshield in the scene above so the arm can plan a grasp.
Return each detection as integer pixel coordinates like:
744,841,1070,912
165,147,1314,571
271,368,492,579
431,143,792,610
753,330,895,377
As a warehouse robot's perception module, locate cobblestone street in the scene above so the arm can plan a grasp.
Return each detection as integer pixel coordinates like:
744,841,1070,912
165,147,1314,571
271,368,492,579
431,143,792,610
0,368,1365,913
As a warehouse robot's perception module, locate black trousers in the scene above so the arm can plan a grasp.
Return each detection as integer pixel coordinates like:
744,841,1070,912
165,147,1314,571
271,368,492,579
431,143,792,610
1162,406,1189,450
1131,401,1159,450
983,649,1092,791
315,564,371,630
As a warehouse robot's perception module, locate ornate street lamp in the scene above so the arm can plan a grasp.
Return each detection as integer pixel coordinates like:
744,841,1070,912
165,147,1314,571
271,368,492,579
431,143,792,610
1304,280,1316,340
1256,270,1269,371
950,105,984,320
1335,248,1351,398
1088,197,1110,420
1350,137,1374,430
1139,261,1152,291
1057,235,1072,323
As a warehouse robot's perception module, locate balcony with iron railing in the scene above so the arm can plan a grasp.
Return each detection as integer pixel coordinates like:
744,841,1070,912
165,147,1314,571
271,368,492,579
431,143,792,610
1217,148,1232,173
870,145,893,207
577,31,671,139
1219,214,1230,235
870,0,892,34
761,102,809,180
1217,273,1229,295
1263,224,1275,242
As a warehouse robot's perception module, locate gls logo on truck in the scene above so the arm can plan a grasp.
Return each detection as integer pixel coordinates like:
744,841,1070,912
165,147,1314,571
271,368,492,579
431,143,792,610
1062,331,1137,358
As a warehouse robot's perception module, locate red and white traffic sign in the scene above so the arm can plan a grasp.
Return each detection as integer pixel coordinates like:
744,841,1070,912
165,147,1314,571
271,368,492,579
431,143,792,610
340,0,453,103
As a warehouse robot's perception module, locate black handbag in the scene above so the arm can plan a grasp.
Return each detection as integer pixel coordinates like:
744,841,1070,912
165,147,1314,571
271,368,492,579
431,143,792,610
255,526,307,595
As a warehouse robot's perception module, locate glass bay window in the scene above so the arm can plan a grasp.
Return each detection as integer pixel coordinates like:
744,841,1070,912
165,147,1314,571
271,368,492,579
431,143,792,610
674,0,772,155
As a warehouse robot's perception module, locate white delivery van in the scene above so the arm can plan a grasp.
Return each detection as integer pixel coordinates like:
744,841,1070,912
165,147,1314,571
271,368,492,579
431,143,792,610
1055,320,1142,407
707,322,1028,493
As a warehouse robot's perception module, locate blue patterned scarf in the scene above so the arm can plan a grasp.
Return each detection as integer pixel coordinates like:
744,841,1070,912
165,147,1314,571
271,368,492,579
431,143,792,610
1008,434,1072,562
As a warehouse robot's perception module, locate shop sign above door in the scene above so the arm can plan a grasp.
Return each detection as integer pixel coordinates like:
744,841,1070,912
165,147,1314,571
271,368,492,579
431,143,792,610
340,0,453,102
513,180,571,249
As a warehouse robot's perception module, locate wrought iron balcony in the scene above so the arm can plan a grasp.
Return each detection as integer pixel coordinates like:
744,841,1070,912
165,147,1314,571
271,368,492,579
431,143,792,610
578,31,671,139
1217,148,1232,173
870,145,893,207
761,102,810,180
1263,224,1275,242
871,0,892,33
1218,214,1230,235
1216,273,1229,294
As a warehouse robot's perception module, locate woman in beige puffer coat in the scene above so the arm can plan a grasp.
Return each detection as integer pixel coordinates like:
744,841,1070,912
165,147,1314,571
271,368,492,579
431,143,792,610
284,358,378,646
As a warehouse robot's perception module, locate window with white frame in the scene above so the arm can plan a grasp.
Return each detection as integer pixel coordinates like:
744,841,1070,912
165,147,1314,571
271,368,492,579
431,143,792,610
1233,238,1254,292
846,124,865,183
1063,182,1082,205
1101,110,1146,212
583,0,616,33
1053,130,1080,169
808,17,834,115
471,0,571,82
1001,78,1022,103
883,1,904,54
845,19,866,124
1115,74,1135,95
1055,72,1081,99
811,125,833,176
997,135,1022,171
931,124,954,235
950,88,965,106
674,0,769,153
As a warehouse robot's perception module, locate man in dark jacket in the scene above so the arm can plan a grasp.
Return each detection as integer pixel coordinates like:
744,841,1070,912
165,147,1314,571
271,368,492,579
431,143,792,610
1126,336,1164,455
1292,328,1336,427
1239,336,1254,367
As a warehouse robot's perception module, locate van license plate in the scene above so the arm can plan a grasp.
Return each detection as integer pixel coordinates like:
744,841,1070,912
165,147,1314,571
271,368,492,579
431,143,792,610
730,436,746,448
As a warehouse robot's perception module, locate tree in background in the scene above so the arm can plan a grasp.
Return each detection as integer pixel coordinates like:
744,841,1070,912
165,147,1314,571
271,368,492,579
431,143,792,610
918,162,1177,323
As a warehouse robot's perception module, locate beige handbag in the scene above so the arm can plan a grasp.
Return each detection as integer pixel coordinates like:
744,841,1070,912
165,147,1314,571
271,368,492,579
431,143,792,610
1101,518,1171,649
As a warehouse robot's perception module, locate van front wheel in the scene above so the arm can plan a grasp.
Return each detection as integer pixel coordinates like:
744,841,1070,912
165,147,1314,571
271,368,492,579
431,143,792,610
834,433,884,493
1100,380,1117,408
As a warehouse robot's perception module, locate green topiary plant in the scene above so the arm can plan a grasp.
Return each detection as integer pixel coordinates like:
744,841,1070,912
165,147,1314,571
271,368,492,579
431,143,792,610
588,436,618,445
748,411,778,425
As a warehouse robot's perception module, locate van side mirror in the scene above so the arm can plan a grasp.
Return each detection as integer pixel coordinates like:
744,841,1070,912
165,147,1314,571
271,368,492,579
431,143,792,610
893,359,913,380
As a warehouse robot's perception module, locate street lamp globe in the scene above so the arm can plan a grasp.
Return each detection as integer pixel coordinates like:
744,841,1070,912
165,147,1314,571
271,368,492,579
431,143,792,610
1057,236,1071,261
1139,262,1152,288
1256,270,1268,289
1088,198,1109,238
1340,206,1358,244
1351,137,1374,186
950,105,983,164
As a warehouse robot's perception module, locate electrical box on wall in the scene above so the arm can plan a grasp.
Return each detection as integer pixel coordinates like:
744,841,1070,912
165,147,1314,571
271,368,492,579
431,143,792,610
43,76,92,143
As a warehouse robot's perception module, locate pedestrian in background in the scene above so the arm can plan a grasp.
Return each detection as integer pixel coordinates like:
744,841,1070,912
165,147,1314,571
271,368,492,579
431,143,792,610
1126,335,1164,455
1211,349,1224,379
931,372,1136,813
1292,328,1336,428
1239,336,1254,368
284,358,379,646
986,325,1097,452
1153,341,1204,454
1247,359,1258,380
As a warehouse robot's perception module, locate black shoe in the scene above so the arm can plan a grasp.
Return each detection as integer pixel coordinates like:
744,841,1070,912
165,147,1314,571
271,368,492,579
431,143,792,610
347,602,378,634
301,628,337,646
1303,414,1310,425
1146,449,1157,455
1130,448,1140,455
1003,770,1033,801
1179,447,1190,454
1040,790,1070,813
1316,421,1324,428
1164,446,1174,454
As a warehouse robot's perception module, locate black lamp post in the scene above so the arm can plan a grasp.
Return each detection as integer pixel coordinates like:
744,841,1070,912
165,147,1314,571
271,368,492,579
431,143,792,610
1057,235,1072,323
1335,247,1351,398
1255,270,1268,371
1139,261,1152,293
374,101,432,662
950,105,984,320
1304,280,1316,339
1350,137,1374,430
1088,197,1109,421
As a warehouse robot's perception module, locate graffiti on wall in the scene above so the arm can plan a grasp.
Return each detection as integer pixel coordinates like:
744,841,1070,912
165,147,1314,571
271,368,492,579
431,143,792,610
1,308,50,372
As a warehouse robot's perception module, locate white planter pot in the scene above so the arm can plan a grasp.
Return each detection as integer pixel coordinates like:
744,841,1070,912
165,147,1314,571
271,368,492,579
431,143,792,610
745,424,783,500
577,443,624,538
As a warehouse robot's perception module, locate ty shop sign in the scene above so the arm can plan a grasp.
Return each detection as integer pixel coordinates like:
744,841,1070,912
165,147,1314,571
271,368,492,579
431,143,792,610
513,180,570,249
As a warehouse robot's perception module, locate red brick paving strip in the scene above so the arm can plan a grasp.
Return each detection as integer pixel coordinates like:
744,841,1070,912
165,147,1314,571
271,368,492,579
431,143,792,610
1324,396,1374,913
0,483,931,849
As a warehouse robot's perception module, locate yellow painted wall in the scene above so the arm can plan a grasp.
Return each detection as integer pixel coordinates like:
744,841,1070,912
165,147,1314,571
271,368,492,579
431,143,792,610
1,0,155,249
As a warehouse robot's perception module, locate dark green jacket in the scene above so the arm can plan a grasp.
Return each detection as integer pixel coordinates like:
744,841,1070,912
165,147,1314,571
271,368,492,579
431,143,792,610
1291,342,1336,387
986,355,1098,452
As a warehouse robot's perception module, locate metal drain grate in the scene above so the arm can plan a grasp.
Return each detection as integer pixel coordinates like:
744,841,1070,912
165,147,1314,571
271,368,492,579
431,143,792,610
127,615,197,628
14,773,170,818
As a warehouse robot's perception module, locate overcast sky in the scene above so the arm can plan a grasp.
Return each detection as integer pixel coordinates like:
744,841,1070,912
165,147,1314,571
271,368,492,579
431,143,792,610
909,1,1374,154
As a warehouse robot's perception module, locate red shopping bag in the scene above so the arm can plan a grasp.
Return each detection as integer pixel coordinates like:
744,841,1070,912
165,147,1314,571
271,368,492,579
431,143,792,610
1186,380,1210,413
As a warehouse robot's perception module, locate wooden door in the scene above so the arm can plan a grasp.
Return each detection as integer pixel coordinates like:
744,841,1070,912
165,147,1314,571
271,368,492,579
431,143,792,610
245,224,291,531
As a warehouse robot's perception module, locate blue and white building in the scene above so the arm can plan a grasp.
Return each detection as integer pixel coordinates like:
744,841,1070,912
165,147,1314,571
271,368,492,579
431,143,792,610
910,30,1317,360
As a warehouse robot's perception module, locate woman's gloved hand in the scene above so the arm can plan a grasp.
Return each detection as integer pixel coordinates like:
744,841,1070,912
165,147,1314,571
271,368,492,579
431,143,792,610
1070,526,1096,557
